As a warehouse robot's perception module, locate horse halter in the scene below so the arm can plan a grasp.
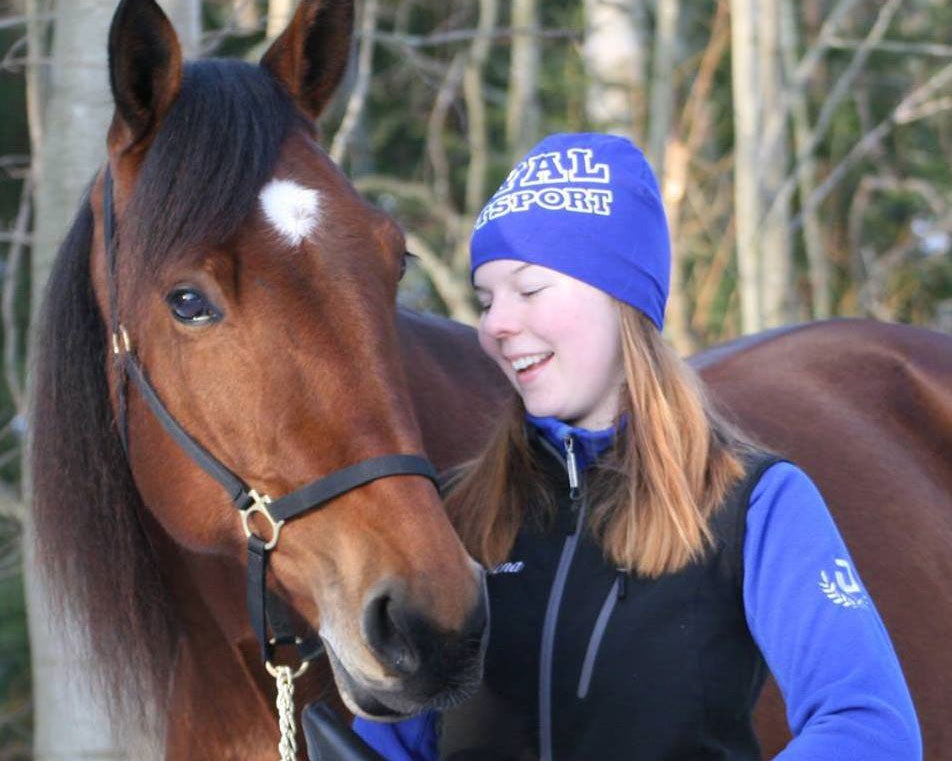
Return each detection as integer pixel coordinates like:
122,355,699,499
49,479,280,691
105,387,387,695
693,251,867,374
100,166,439,675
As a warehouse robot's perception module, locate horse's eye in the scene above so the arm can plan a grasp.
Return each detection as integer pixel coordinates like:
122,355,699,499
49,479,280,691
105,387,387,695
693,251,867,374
166,288,222,325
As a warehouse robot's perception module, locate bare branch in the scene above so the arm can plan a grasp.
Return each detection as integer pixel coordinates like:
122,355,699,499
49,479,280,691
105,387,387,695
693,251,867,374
897,96,952,123
353,174,462,231
806,0,902,164
426,52,467,207
781,0,829,318
505,0,540,160
463,0,499,222
26,0,54,166
787,0,862,91
792,60,952,231
3,176,32,414
0,478,23,522
405,233,478,325
756,0,862,169
0,11,54,31
760,0,902,168
330,0,379,165
848,175,951,320
826,37,952,59
370,26,579,50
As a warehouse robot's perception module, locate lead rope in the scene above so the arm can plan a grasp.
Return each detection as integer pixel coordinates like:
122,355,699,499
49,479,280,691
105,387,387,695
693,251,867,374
273,664,299,761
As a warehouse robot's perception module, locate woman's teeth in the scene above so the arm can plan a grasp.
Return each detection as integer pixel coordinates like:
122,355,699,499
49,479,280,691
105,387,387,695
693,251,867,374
511,353,551,372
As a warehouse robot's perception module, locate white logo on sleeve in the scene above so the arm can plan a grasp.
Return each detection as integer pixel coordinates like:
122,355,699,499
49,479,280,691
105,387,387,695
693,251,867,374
818,558,869,608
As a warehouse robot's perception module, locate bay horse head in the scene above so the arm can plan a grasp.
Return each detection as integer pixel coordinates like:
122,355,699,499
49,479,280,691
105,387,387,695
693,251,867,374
31,0,486,740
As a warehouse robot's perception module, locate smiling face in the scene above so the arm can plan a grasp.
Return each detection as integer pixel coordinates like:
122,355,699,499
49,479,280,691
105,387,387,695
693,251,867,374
473,260,625,430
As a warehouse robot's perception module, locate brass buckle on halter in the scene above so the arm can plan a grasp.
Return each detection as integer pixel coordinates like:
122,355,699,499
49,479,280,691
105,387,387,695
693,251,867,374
111,325,132,355
241,490,285,551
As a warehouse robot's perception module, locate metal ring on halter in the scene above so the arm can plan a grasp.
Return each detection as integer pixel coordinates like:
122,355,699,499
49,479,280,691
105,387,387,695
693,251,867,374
241,490,285,551
266,637,311,679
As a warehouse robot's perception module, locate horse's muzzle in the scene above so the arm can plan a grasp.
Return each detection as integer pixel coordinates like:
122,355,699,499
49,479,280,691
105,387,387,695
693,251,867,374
334,571,489,718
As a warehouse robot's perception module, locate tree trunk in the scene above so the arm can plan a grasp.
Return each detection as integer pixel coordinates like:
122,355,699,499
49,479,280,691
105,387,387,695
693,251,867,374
582,0,646,140
463,0,499,219
646,0,679,175
27,2,119,754
505,0,540,162
730,0,763,333
157,0,201,57
644,0,692,353
24,1,200,758
267,0,295,40
233,0,262,35
780,0,829,319
757,0,793,328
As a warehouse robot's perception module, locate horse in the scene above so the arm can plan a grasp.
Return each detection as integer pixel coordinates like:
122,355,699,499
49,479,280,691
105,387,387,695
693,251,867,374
30,0,505,757
692,319,952,758
30,1,951,760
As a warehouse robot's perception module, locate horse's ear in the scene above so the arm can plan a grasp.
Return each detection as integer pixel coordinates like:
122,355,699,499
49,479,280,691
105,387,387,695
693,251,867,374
260,0,354,120
107,0,183,155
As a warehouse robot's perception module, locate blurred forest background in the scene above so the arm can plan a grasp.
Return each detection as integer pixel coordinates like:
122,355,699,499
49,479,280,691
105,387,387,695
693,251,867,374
0,0,950,757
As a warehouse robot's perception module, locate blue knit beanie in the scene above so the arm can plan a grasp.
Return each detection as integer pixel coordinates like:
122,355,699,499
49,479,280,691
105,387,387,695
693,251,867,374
470,133,670,330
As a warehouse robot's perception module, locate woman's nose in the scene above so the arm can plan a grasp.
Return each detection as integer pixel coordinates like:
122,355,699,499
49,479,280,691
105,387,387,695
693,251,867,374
480,299,520,338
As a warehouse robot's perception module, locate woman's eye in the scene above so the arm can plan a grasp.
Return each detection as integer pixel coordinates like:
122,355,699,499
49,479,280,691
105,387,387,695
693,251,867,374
166,288,222,325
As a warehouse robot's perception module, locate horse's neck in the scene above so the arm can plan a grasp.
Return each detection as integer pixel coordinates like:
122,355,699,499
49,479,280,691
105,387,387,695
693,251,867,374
396,308,510,472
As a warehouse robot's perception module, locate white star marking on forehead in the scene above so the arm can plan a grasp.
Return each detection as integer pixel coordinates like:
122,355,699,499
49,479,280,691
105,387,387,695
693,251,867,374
258,178,321,246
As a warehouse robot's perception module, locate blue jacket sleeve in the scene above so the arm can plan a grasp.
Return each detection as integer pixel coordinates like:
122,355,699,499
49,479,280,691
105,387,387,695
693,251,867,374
352,712,438,761
743,462,921,759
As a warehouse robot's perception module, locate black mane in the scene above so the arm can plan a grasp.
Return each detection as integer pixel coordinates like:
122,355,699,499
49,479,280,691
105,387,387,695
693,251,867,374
30,57,308,725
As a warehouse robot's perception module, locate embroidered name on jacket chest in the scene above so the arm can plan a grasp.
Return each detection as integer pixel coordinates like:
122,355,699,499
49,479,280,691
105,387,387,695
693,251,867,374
489,560,525,575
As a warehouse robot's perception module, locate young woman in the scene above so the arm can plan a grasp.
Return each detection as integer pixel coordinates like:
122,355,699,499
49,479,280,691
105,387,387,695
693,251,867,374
347,133,921,760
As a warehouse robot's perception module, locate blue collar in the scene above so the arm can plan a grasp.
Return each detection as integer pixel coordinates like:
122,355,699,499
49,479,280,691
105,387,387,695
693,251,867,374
526,414,618,470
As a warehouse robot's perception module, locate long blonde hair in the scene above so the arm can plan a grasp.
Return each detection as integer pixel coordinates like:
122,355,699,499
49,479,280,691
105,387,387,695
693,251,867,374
445,304,758,577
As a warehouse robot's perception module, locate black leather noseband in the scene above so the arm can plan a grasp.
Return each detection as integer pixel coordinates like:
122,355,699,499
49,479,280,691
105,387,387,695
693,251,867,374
101,167,438,669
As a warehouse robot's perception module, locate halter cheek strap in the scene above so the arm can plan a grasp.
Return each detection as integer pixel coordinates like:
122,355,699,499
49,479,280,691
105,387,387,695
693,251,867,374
101,166,439,667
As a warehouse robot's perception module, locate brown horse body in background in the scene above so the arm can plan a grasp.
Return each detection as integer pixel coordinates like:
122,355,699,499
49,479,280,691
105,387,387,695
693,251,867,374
28,0,950,758
692,319,952,758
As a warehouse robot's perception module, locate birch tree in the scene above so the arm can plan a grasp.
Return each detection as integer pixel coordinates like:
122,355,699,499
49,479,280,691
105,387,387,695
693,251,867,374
157,0,201,57
730,0,764,333
25,3,199,758
582,0,646,140
267,0,294,40
756,0,793,328
26,2,119,755
506,0,540,161
232,0,261,34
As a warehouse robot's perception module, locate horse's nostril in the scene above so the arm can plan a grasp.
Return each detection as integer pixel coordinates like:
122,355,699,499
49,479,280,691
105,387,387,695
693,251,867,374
363,589,420,676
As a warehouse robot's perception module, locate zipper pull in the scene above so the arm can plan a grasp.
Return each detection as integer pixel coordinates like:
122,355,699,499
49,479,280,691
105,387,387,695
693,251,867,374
564,435,581,501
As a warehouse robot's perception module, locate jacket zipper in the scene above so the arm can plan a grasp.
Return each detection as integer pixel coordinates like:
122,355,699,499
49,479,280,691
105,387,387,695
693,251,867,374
538,435,586,761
